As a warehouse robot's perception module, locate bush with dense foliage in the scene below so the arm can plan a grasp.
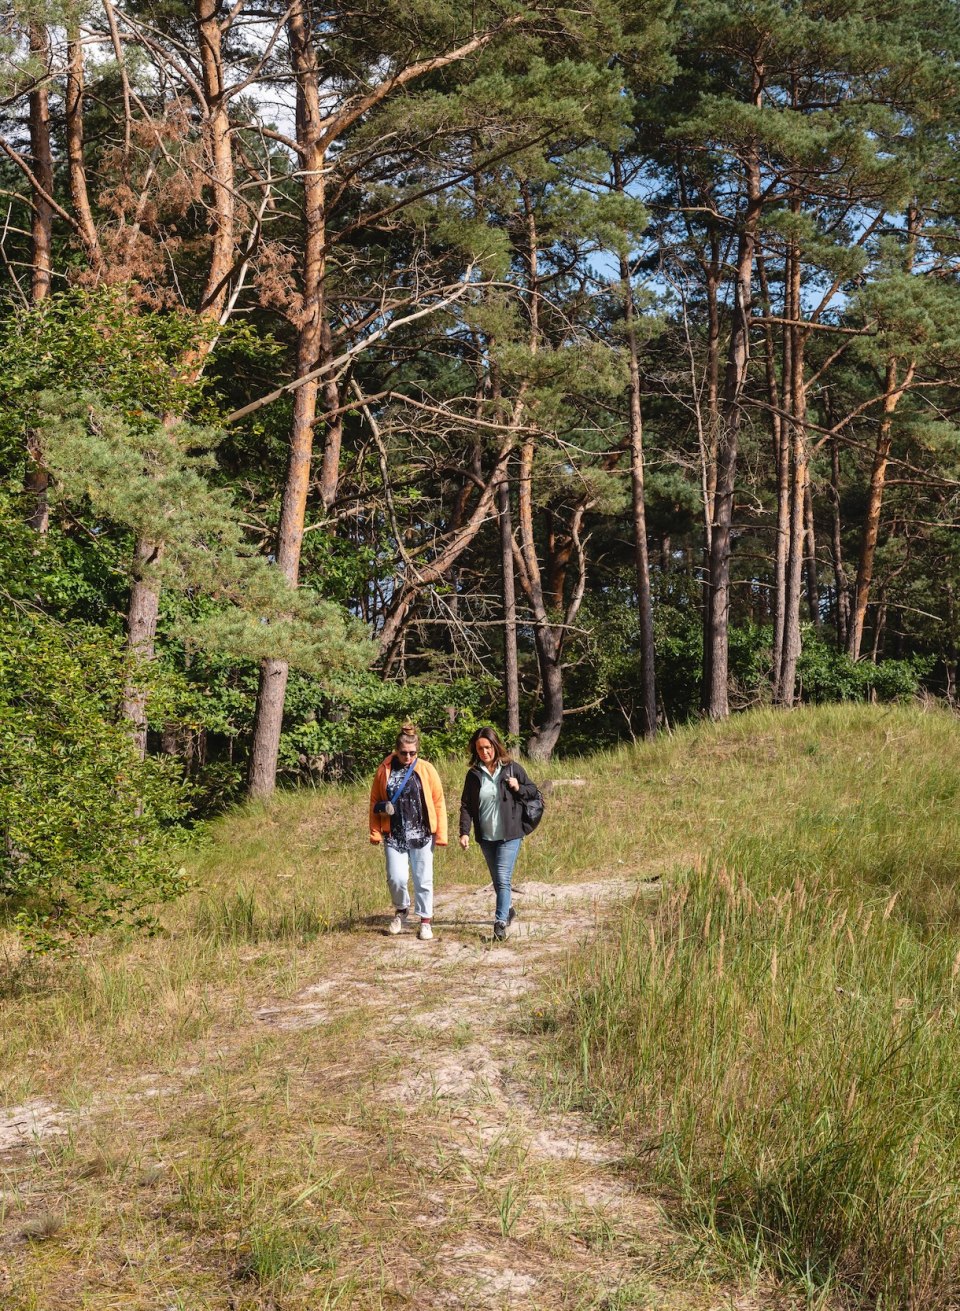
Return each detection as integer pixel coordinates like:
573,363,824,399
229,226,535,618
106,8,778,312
281,672,500,778
0,608,191,949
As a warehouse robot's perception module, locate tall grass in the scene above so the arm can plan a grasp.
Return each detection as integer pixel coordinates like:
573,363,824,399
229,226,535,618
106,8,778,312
557,703,960,1306
5,701,958,1307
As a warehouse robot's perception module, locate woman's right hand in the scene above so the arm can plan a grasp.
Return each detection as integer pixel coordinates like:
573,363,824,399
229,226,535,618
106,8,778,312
459,834,470,850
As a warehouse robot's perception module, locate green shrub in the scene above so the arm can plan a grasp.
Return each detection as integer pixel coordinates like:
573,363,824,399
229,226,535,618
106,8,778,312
0,609,191,948
280,671,498,778
798,630,931,703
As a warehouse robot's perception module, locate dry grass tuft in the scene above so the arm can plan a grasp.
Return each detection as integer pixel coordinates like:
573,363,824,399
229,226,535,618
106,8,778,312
21,1210,63,1241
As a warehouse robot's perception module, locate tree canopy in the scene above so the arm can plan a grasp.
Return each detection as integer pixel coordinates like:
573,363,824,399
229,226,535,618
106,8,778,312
3,0,960,938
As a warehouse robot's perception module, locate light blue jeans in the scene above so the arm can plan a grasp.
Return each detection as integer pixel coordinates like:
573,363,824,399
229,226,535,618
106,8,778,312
478,838,521,925
384,841,434,918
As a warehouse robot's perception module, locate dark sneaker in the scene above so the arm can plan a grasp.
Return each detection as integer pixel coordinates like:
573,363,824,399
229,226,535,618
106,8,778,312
493,920,507,942
507,906,517,925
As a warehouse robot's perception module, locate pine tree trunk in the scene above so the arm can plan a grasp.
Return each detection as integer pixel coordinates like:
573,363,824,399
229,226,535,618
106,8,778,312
316,319,344,512
527,624,563,761
849,207,919,661
702,132,762,719
497,473,520,739
758,252,787,692
27,24,53,303
777,426,808,705
699,243,721,707
776,241,806,707
618,228,656,739
24,23,53,533
829,434,850,648
544,511,573,610
122,541,163,759
771,410,791,689
848,357,915,660
65,26,103,272
248,0,326,798
516,432,565,759
512,181,569,759
870,595,886,664
804,476,820,627
195,0,235,316
945,582,957,708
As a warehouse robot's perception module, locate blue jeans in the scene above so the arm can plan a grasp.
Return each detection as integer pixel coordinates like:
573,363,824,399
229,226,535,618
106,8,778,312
384,840,434,918
478,838,521,925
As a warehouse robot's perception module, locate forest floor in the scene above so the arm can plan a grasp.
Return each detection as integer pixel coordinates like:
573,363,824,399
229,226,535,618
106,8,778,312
0,860,801,1309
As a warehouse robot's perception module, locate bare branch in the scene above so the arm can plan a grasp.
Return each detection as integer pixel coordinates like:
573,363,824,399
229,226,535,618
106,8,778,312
224,271,477,424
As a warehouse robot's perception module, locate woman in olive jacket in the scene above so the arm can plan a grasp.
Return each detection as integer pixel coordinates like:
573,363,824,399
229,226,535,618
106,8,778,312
458,725,539,941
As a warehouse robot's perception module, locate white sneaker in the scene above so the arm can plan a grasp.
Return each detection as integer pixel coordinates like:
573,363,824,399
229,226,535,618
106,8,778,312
417,921,433,941
387,912,406,935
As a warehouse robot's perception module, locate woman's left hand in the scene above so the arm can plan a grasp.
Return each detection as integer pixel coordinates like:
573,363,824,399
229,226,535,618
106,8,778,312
506,776,520,792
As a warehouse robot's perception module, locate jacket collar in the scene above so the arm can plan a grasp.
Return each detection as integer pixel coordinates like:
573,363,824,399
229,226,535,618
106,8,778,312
469,760,511,781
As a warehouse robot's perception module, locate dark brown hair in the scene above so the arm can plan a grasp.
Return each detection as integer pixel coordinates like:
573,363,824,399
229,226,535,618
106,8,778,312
468,725,510,766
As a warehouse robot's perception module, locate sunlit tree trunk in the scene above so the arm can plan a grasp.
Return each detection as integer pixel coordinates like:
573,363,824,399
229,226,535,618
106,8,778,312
249,0,326,797
517,436,565,760
617,216,656,738
776,233,806,707
829,433,850,647
316,319,344,512
65,25,103,273
758,251,788,692
702,113,762,720
497,472,521,739
698,235,721,705
24,22,53,533
804,477,820,628
848,206,919,661
847,357,915,659
777,367,807,704
512,182,568,760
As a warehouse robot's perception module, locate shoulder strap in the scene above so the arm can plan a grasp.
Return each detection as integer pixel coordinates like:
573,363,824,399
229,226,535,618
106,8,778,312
388,758,418,804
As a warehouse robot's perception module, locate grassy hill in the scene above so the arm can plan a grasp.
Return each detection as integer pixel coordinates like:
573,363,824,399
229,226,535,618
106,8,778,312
546,703,960,1307
1,703,959,1307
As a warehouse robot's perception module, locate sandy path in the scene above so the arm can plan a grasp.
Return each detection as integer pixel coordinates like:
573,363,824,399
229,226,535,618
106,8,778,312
251,874,790,1310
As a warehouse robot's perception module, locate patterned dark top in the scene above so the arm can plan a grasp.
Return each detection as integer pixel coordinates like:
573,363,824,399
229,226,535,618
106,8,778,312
385,760,432,852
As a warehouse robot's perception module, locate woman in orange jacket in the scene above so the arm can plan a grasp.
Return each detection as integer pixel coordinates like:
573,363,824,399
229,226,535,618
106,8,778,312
368,723,447,940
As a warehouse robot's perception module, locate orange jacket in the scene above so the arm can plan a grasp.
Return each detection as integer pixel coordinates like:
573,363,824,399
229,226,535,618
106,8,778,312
368,756,448,847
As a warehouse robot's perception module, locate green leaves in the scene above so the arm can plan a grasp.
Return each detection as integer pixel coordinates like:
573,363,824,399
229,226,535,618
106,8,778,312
0,608,191,949
27,387,373,675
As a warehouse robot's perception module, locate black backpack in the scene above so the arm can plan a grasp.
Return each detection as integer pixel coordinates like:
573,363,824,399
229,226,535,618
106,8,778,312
519,778,545,835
